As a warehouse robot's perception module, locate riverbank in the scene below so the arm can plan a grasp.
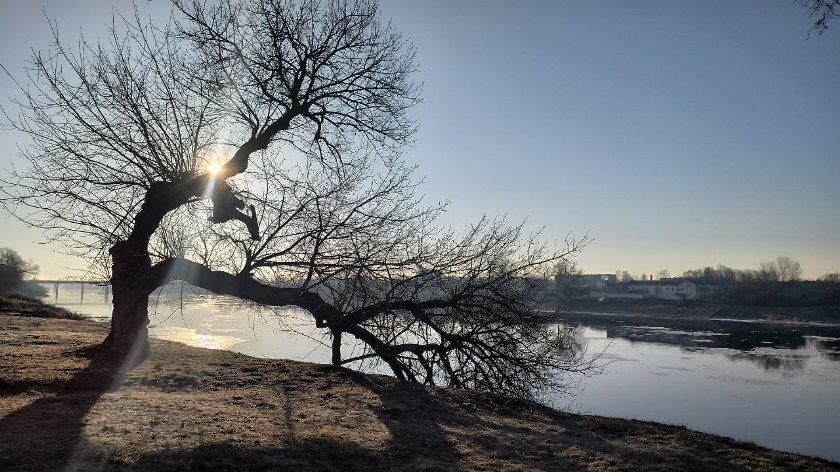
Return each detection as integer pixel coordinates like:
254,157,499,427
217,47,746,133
0,293,86,320
1,305,838,470
555,298,840,325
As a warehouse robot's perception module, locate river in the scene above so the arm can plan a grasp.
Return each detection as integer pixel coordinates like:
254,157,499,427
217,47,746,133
40,283,840,462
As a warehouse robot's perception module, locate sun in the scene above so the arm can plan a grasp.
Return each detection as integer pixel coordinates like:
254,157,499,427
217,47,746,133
207,162,222,175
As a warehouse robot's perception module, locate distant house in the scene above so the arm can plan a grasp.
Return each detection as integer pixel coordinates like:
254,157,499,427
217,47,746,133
673,278,734,301
590,277,733,301
626,279,696,301
553,273,616,296
579,274,617,291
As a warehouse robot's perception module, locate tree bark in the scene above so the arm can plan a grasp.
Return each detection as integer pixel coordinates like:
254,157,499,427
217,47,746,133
101,239,155,359
331,330,342,366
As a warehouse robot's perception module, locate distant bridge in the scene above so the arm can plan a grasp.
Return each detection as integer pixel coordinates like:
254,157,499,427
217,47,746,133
36,280,110,285
33,279,111,299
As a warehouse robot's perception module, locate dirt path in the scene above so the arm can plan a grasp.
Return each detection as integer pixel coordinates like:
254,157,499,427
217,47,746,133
1,313,837,471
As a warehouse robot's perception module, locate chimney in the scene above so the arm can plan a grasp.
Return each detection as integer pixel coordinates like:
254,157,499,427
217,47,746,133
650,274,653,281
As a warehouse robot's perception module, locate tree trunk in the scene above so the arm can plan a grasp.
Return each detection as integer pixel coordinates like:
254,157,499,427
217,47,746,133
331,330,342,366
101,239,154,360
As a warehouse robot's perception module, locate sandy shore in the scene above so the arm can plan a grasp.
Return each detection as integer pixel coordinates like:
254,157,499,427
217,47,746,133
1,311,838,471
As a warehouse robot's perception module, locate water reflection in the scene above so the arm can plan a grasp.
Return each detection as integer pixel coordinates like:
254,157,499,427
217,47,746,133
151,326,246,351
720,349,808,373
570,321,840,371
570,325,840,462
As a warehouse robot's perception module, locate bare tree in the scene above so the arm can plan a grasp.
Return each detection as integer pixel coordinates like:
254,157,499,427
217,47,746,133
773,256,803,282
615,270,632,283
1,0,589,398
554,257,583,299
757,262,780,282
758,256,802,282
819,273,840,282
800,0,840,33
682,265,738,280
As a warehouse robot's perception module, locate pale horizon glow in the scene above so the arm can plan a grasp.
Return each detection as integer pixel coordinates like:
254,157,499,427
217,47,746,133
1,0,838,279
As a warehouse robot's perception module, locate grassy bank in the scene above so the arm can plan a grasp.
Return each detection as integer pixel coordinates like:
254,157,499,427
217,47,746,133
0,293,86,320
1,307,838,470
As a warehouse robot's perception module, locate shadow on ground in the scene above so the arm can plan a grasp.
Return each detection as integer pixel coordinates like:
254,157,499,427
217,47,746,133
0,348,125,470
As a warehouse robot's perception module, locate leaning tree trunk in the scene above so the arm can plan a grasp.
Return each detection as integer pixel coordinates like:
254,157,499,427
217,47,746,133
101,238,156,358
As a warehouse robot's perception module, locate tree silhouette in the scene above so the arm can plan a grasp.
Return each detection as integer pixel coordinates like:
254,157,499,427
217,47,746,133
0,248,39,294
800,0,839,33
1,0,589,398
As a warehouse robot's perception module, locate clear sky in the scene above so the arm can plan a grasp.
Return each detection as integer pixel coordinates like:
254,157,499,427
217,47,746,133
1,0,838,279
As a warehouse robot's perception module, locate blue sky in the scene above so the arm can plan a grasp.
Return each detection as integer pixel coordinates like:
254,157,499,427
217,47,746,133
1,0,838,278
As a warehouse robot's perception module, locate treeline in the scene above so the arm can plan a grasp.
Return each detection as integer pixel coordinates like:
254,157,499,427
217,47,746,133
616,256,838,284
676,258,840,306
611,257,840,306
681,256,804,283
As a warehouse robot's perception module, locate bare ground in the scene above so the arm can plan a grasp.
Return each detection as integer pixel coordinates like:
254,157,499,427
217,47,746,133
1,313,837,471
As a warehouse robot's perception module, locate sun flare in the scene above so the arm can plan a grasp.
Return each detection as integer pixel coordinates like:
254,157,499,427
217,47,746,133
207,162,222,175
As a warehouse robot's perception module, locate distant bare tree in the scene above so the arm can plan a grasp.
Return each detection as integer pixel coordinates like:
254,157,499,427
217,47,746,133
683,265,738,280
774,256,803,282
656,270,670,280
758,256,802,282
714,265,739,280
775,256,802,282
1,0,590,398
819,273,840,282
555,257,583,299
757,262,780,282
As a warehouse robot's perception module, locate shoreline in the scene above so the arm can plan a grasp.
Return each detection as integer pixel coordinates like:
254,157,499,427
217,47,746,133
556,298,840,323
549,298,840,333
1,308,838,470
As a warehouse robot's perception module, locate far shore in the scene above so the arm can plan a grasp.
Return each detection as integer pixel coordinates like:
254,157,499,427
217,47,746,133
1,296,838,470
548,297,840,326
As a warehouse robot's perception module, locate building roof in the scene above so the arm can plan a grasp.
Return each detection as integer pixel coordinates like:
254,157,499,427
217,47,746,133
663,277,734,286
627,279,692,286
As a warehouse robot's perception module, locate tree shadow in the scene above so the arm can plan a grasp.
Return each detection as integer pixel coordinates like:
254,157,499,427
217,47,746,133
129,439,388,471
109,366,470,471
274,364,469,470
0,348,128,471
341,372,585,471
345,373,465,469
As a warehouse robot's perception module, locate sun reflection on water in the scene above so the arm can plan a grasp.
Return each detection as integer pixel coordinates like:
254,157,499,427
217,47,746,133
150,326,246,351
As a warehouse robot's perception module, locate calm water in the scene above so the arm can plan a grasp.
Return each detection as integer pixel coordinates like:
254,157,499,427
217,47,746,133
40,284,840,461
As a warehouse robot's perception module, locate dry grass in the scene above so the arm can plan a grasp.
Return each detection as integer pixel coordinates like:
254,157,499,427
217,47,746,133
1,313,837,471
0,294,86,320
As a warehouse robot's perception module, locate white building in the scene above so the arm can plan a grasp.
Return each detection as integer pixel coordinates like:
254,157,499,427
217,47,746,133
625,279,696,300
